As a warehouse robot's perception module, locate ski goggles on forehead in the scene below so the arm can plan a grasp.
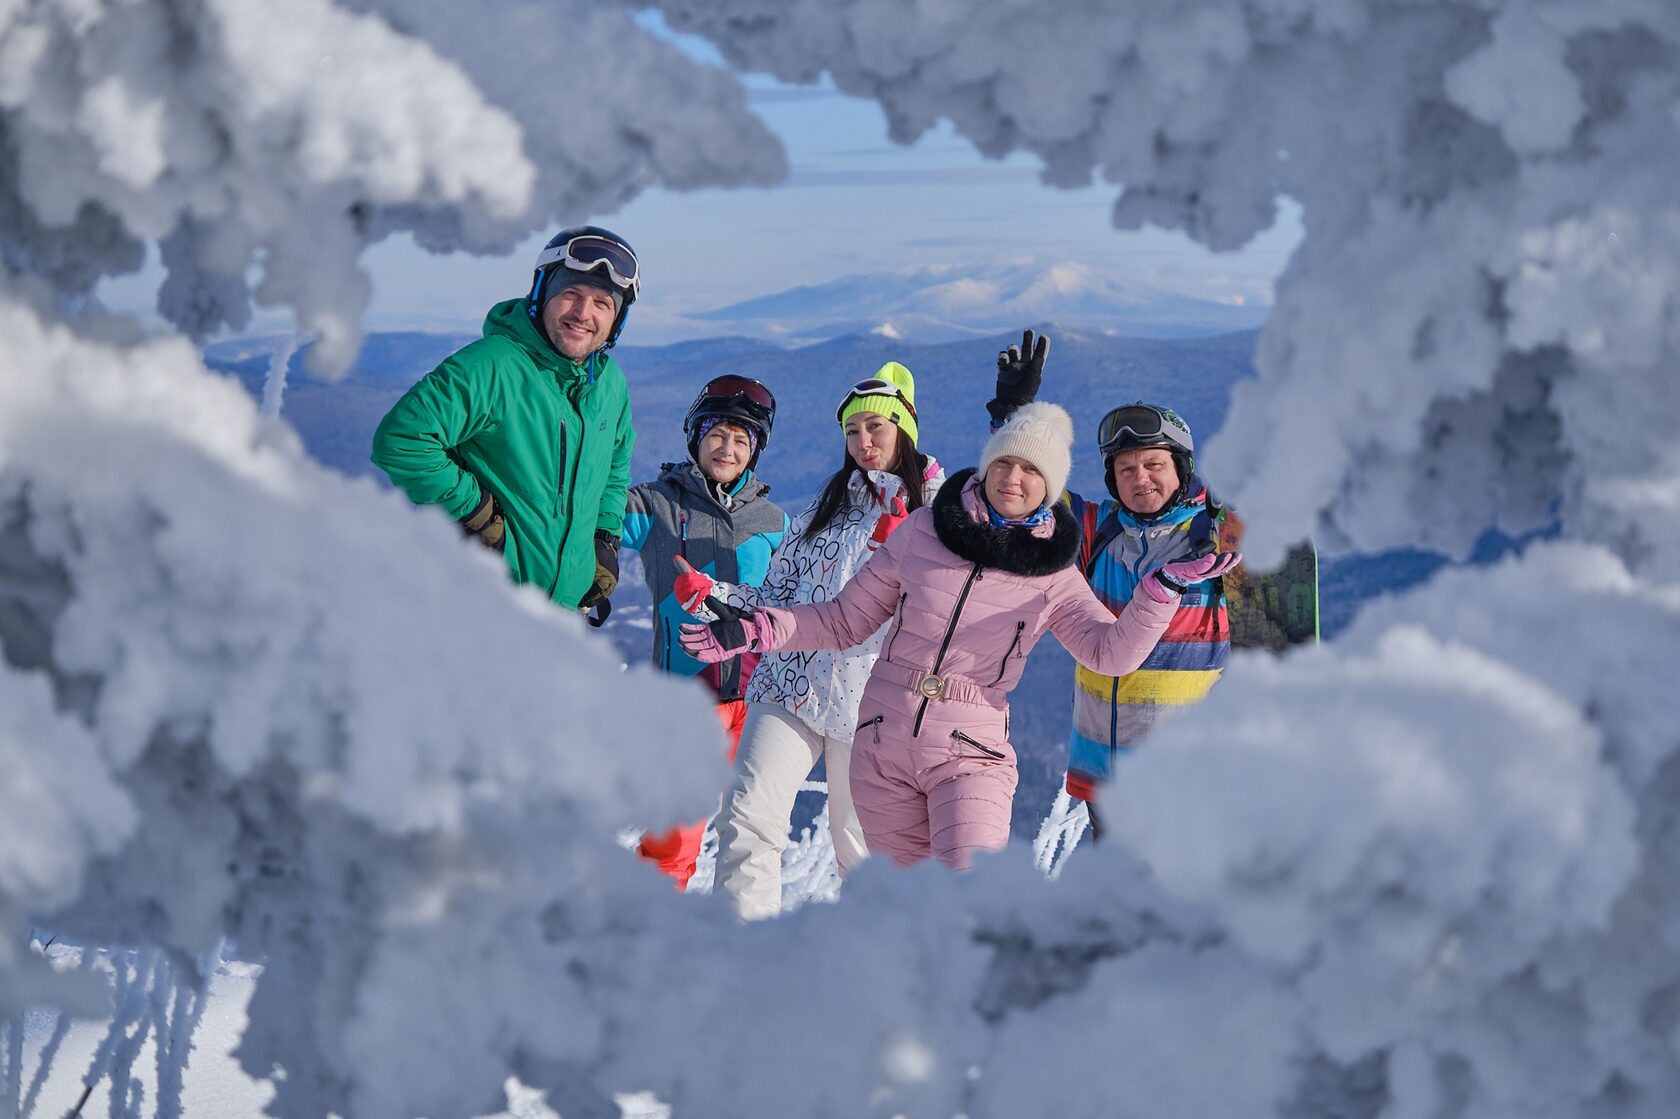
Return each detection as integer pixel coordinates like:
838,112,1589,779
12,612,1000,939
534,234,641,297
1096,403,1193,456
835,378,918,423
699,374,775,411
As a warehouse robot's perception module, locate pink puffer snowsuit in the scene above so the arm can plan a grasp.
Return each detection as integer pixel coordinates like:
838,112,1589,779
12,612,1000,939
755,468,1178,869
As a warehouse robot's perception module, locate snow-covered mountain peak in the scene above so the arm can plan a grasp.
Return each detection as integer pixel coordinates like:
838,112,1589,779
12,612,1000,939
689,257,1268,344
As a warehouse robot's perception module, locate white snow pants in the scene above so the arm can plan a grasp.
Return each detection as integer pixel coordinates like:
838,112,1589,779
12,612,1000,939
712,701,869,920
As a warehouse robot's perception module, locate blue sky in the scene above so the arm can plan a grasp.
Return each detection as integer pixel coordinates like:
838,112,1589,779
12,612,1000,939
103,15,1300,341
351,11,1299,338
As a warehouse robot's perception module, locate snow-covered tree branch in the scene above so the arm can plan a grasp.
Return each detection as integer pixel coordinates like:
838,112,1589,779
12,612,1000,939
4,0,1680,1116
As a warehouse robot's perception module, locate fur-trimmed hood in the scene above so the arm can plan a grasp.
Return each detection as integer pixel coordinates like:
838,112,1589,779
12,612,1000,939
931,467,1080,577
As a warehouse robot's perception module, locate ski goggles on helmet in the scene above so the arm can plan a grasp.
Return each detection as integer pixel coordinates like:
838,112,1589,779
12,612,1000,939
834,377,918,424
698,374,775,412
534,234,641,299
687,375,776,434
1096,403,1193,457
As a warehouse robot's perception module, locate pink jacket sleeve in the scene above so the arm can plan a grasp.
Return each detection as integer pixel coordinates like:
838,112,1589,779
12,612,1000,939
1043,568,1178,677
755,510,912,653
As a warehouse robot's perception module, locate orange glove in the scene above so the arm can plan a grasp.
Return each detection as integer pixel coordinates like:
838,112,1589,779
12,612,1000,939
867,495,908,552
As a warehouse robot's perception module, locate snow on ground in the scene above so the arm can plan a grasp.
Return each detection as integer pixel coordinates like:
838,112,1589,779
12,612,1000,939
5,0,1680,1116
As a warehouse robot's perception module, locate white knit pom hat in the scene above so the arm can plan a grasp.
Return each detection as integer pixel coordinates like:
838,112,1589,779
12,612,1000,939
978,402,1075,505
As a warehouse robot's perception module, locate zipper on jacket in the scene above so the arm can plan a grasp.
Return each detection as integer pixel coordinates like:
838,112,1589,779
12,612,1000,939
952,730,1006,760
912,564,983,738
881,592,909,662
989,621,1026,686
559,417,572,514
555,416,572,573
860,714,885,744
1110,676,1120,748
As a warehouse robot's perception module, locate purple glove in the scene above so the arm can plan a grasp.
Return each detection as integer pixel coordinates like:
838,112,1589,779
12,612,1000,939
679,612,774,663
1142,550,1243,603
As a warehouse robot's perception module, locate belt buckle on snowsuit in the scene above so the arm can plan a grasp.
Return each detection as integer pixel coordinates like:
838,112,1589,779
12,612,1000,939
916,672,948,700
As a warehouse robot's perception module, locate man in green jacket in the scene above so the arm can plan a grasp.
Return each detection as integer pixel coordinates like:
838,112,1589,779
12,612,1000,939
372,226,639,621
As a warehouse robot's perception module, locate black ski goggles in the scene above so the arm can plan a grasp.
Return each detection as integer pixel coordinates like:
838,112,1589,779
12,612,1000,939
1096,403,1193,457
698,375,775,412
534,234,641,299
835,377,918,424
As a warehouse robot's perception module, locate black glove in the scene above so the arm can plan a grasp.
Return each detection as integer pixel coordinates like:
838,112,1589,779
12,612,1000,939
987,329,1050,424
460,491,505,551
578,530,620,608
1084,799,1104,843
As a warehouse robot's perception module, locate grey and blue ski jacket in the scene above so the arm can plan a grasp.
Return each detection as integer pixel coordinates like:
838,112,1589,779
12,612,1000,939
622,462,788,700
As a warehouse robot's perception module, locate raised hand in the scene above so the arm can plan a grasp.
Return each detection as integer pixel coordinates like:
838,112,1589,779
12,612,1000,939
988,329,1050,424
1143,550,1243,603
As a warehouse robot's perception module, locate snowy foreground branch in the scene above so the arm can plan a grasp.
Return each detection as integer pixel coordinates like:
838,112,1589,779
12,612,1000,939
4,0,1680,1116
0,0,783,374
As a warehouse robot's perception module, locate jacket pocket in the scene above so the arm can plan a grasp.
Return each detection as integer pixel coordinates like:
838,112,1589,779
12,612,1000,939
989,621,1026,686
951,730,1006,760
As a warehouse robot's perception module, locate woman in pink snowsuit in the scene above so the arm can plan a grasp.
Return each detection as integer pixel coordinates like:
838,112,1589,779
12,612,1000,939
682,403,1241,869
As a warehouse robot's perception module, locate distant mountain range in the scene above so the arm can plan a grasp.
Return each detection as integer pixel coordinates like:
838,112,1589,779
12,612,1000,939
684,260,1270,344
202,320,1516,655
205,318,1481,632
203,324,1259,506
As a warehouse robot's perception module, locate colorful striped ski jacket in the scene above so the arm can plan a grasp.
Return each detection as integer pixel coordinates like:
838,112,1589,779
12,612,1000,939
1064,479,1232,802
621,462,787,701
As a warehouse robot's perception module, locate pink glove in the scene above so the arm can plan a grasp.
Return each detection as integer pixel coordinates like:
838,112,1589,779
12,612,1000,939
867,495,909,552
1142,550,1243,604
679,612,774,663
672,556,717,614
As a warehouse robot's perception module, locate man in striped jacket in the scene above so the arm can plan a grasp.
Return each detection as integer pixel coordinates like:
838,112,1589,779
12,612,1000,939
1060,404,1232,824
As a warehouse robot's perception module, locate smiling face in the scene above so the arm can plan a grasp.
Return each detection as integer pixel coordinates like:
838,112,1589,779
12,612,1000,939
696,422,753,485
984,454,1048,519
541,283,617,360
1111,445,1182,516
844,411,901,473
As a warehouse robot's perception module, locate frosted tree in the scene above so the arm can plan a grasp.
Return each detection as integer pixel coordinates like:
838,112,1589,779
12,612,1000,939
3,1,1680,1117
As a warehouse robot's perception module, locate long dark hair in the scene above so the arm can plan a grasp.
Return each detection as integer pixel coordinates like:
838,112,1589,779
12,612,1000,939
806,432,930,539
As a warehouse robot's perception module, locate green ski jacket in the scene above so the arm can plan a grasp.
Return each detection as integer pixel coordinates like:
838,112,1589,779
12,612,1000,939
371,298,635,609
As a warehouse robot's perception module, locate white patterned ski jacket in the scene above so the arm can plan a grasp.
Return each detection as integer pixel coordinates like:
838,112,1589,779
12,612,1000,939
714,459,944,740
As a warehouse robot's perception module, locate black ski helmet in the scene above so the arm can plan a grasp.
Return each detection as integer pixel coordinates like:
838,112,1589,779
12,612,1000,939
683,375,776,472
1097,402,1195,512
526,226,640,350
